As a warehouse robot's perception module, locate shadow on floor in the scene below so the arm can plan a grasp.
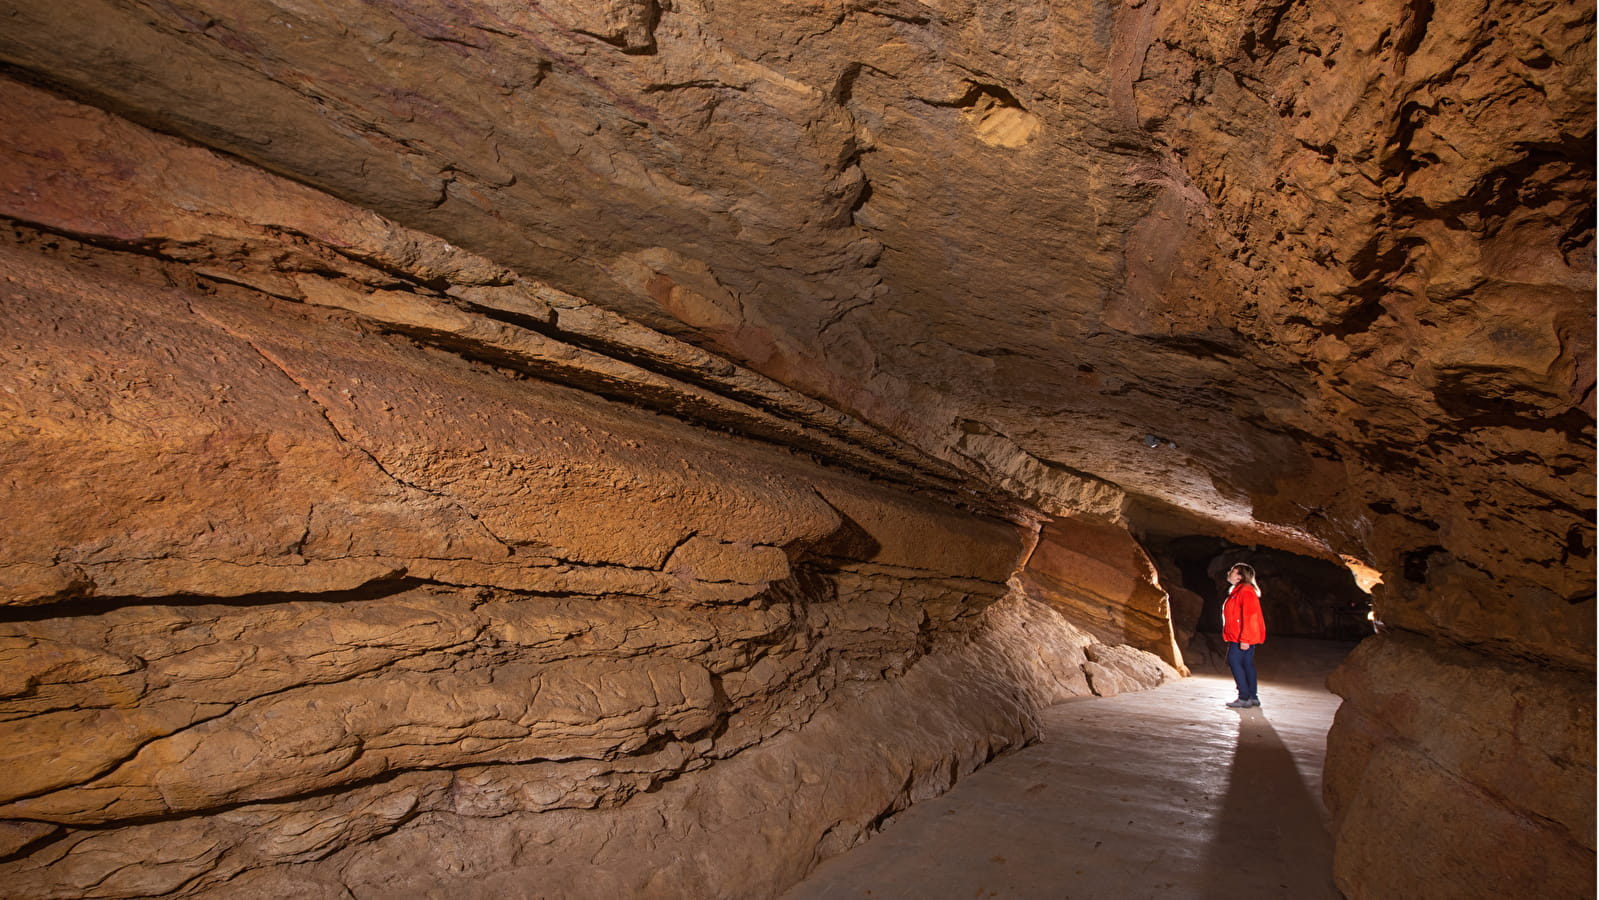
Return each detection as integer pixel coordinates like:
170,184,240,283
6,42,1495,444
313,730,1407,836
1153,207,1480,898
1200,706,1339,897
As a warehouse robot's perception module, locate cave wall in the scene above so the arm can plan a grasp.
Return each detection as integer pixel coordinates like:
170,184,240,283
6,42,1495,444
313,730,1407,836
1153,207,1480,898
1324,633,1593,898
0,0,1593,895
0,77,1181,898
1127,17,1597,890
1017,515,1185,669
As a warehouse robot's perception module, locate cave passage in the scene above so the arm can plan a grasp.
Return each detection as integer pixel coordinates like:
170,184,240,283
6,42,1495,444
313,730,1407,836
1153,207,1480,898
0,0,1588,891
783,638,1354,899
1146,533,1377,646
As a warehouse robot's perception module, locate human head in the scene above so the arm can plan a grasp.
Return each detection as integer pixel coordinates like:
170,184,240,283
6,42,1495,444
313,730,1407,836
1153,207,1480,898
1228,563,1257,586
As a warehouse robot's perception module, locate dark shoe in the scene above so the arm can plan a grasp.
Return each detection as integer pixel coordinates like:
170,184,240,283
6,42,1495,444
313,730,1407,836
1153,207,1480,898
1225,699,1251,709
1247,698,1261,707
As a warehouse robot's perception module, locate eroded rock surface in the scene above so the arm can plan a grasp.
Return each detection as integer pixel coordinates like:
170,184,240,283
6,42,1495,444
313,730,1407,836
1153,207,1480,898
1326,634,1595,897
0,0,1592,894
0,79,1182,898
0,0,1587,579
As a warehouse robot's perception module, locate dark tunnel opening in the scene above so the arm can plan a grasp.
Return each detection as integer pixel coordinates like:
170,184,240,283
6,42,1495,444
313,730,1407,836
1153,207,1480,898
1144,534,1376,646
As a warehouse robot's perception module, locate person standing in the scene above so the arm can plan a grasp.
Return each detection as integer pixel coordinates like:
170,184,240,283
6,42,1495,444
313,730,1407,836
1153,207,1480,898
1223,563,1266,708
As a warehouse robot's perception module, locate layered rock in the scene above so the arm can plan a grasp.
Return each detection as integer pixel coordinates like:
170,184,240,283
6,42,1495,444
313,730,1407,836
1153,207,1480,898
0,0,1592,894
0,577,1117,898
0,0,1585,572
0,78,1178,898
1017,515,1186,669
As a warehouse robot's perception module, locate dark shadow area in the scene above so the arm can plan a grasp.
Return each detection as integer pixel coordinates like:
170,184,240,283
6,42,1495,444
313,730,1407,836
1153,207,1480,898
800,503,883,565
0,576,425,623
1145,534,1375,643
1200,707,1340,898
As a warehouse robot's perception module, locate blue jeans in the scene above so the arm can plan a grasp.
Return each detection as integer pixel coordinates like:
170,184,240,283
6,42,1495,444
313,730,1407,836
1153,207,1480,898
1226,641,1258,701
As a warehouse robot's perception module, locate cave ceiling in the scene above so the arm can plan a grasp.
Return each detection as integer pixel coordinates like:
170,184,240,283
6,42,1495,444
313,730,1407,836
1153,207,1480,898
0,0,1593,611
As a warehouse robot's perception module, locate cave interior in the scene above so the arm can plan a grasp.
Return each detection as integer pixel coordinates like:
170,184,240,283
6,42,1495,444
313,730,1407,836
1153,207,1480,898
0,0,1592,897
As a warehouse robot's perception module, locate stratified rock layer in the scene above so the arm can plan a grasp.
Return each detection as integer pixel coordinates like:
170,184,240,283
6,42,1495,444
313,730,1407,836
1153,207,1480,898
1018,515,1185,670
0,0,1592,894
0,79,1176,898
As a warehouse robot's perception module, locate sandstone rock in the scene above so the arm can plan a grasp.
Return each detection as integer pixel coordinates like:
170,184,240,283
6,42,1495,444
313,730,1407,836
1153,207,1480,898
1082,642,1182,698
0,0,1586,606
1018,515,1186,670
1325,633,1595,898
0,576,1110,898
0,0,1590,894
1163,584,1207,650
0,92,1185,892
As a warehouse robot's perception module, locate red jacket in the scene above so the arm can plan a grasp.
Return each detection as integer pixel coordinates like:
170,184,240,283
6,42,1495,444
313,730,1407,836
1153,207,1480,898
1223,583,1266,644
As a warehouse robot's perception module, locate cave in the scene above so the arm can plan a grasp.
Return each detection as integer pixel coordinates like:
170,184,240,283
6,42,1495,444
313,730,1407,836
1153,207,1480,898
0,1,1592,898
1145,531,1376,642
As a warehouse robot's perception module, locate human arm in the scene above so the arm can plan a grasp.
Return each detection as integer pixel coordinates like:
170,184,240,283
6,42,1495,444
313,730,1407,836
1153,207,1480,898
1239,585,1266,644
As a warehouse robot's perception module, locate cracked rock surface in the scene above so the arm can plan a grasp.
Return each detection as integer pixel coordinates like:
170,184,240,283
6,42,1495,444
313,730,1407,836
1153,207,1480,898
0,0,1592,894
0,78,1178,898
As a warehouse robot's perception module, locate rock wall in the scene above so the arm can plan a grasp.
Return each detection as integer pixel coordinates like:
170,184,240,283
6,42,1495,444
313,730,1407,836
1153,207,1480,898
1325,634,1594,898
1017,515,1186,670
1123,1,1595,888
0,77,1176,898
0,0,1592,894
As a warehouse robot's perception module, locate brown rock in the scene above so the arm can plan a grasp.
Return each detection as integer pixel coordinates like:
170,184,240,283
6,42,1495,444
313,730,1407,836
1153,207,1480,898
1326,633,1595,898
1018,515,1186,670
0,104,1184,889
1082,642,1181,698
1163,583,1207,649
0,0,1589,893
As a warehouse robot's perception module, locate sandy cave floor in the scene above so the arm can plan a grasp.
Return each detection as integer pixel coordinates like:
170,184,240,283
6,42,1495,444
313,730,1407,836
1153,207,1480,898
783,637,1357,900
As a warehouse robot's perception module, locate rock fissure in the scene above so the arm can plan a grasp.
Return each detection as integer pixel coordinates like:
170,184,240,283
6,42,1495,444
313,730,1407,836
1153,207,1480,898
185,302,525,558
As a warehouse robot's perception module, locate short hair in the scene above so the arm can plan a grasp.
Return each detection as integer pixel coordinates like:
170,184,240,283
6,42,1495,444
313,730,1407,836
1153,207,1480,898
1230,563,1257,586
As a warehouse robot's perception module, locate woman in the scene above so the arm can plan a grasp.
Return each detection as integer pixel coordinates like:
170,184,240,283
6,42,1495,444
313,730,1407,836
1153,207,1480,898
1222,563,1266,708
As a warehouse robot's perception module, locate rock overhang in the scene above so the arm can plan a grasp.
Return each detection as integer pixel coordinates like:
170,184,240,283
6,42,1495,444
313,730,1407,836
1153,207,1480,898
0,1,1592,645
0,2,1592,896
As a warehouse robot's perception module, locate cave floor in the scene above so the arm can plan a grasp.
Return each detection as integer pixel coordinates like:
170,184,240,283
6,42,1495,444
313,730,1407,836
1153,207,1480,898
783,637,1356,900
